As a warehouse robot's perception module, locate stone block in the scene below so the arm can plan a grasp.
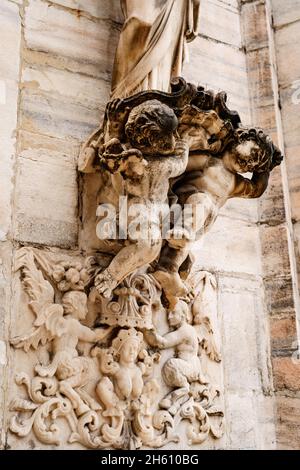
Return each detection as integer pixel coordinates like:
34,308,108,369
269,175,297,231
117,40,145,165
280,89,300,150
264,275,295,314
272,357,300,392
200,0,241,48
0,241,14,449
275,21,300,89
185,36,251,124
14,147,78,248
270,313,298,353
22,65,111,115
220,198,259,224
19,86,102,142
294,221,300,284
255,395,277,449
260,224,291,278
24,0,120,79
225,392,258,449
241,1,268,52
259,166,286,225
193,216,261,276
276,396,300,450
0,2,21,239
271,0,300,29
246,48,275,109
219,279,272,394
50,0,124,23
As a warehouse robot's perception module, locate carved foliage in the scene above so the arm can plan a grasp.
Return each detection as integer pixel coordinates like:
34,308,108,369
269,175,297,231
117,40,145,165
10,248,224,449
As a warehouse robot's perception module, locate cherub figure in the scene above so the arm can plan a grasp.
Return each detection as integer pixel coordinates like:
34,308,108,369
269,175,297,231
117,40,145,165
94,328,158,402
144,300,207,415
155,128,283,298
94,99,189,298
92,329,159,447
11,251,112,416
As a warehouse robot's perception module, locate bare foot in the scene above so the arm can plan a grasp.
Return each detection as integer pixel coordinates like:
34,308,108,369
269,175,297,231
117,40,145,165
166,227,192,249
153,270,188,298
94,269,117,298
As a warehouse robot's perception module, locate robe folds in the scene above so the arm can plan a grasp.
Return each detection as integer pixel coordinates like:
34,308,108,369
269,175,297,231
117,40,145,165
111,0,201,99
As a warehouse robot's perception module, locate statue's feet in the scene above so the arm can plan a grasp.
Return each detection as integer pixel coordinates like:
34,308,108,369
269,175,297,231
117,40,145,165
166,227,192,249
94,269,117,298
153,270,188,298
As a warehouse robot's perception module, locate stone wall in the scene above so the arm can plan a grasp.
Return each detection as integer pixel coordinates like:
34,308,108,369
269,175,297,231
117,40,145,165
0,0,299,450
269,0,300,450
241,0,300,450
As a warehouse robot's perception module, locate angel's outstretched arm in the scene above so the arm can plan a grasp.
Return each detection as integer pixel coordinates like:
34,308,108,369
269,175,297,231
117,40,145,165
77,323,113,343
231,171,270,199
144,328,183,349
168,140,189,178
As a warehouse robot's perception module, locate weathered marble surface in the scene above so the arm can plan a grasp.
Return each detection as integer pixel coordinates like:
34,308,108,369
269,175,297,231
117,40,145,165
0,0,299,451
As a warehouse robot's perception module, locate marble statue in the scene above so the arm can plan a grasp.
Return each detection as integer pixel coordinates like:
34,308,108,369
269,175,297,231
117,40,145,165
111,0,201,98
9,0,284,450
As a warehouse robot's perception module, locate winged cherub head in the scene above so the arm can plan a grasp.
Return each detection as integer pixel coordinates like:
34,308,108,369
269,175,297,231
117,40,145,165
62,291,88,321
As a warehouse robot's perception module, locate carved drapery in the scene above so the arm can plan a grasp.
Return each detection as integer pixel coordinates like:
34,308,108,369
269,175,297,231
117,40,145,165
111,0,201,98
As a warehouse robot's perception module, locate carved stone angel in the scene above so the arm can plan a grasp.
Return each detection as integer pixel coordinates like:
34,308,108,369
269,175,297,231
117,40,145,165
91,328,161,448
94,100,189,298
144,300,207,415
11,249,112,416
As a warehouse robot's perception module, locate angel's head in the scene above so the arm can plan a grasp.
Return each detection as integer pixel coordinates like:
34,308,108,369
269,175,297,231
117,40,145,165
111,328,143,365
168,300,192,327
125,100,178,155
62,291,88,320
223,128,283,174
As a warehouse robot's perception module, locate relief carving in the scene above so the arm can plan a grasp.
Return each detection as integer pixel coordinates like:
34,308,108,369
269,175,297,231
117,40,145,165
9,0,284,451
10,247,224,448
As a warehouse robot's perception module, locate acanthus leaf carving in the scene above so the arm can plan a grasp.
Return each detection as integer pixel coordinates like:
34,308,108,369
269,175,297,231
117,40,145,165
10,244,225,449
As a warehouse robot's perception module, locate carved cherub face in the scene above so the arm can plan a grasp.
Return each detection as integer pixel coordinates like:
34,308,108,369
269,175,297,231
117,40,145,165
119,339,140,364
168,301,190,327
125,100,178,155
223,140,263,173
62,291,88,321
223,128,278,174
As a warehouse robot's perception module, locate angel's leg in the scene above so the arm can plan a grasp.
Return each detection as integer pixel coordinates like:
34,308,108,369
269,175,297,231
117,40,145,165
155,193,217,299
159,358,192,414
59,368,90,416
95,238,162,298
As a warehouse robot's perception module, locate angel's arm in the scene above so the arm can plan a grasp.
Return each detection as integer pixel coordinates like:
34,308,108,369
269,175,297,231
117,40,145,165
185,153,209,173
144,328,183,349
230,171,270,199
77,323,113,343
100,139,147,180
168,140,189,178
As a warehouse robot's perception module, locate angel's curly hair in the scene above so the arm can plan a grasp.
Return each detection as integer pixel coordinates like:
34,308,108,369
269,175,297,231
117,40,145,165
234,127,283,172
125,99,178,148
